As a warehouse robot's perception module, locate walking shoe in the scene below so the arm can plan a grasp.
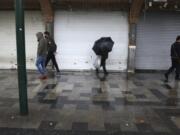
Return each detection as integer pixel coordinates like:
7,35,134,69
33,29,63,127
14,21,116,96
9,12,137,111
104,72,109,75
96,68,99,74
41,75,47,80
42,75,47,80
57,70,60,72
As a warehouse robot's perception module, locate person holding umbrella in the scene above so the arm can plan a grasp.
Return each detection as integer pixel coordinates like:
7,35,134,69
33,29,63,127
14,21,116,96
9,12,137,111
97,47,109,75
93,37,114,75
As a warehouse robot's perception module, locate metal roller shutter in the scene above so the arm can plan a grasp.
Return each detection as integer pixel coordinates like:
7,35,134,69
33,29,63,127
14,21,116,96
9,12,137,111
136,11,180,70
0,11,44,69
54,11,129,71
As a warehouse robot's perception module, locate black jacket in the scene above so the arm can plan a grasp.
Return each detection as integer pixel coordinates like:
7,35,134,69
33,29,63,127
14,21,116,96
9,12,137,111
47,37,57,53
171,42,180,59
101,51,108,59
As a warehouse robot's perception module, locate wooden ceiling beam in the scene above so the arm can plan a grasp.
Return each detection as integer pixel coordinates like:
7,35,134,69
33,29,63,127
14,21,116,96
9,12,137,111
0,0,40,10
129,0,144,23
38,0,54,22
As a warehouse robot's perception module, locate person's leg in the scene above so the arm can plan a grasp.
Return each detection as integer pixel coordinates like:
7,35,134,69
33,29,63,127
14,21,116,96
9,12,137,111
96,68,99,74
165,66,175,75
103,61,108,74
36,56,45,79
175,60,180,80
36,56,44,75
40,56,47,79
41,57,46,74
101,57,108,74
45,52,51,67
165,59,176,81
51,54,60,72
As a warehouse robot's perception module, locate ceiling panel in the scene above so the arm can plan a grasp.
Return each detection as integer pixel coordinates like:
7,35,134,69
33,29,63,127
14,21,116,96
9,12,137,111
0,0,180,11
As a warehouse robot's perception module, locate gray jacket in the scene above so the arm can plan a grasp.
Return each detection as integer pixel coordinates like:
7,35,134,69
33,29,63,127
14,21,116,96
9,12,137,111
36,32,48,57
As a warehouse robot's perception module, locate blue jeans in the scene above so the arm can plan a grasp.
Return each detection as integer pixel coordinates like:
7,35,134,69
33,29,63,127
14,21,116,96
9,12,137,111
36,56,46,75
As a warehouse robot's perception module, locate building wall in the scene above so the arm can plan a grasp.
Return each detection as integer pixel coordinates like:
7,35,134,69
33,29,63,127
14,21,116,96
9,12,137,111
0,11,128,71
0,11,44,69
54,11,129,71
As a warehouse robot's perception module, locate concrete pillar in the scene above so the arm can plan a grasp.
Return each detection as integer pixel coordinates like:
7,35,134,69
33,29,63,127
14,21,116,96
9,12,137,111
38,0,54,36
45,21,54,37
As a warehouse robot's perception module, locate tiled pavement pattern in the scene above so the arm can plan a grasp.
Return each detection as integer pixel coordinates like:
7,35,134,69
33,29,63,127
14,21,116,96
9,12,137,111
0,70,180,135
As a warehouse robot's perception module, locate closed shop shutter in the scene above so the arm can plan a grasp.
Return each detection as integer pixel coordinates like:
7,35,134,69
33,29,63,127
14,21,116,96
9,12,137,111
0,11,44,69
136,11,180,70
54,11,129,71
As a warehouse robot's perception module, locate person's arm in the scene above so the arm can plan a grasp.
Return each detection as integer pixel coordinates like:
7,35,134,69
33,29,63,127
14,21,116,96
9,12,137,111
176,45,180,58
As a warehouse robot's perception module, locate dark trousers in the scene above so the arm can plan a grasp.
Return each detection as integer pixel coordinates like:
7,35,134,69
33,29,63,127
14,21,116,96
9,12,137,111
100,57,107,74
45,52,60,72
166,59,179,78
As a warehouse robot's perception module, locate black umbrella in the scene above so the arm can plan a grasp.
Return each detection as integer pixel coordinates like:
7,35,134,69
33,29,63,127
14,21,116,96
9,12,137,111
92,37,114,55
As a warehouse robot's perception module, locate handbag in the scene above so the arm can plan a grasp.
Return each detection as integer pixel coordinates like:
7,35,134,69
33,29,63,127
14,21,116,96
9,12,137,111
93,56,101,69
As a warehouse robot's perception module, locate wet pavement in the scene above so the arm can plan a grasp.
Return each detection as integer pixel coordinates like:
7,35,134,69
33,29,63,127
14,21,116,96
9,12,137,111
0,70,180,135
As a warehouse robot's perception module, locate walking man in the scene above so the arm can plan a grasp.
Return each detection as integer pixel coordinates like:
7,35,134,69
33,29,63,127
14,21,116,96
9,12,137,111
44,31,60,74
36,32,48,79
165,35,180,82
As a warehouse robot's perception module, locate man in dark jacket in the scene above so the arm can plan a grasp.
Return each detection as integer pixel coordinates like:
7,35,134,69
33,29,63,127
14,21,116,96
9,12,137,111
36,32,48,79
165,35,180,82
44,31,60,74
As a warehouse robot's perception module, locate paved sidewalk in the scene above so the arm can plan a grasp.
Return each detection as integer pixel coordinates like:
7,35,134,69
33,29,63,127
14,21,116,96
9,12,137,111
0,70,180,135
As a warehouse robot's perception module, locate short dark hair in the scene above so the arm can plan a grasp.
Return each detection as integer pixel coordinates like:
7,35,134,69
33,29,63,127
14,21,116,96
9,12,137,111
176,35,180,41
44,31,50,36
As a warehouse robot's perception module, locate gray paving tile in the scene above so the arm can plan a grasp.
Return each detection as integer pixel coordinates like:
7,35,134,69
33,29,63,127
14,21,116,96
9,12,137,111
72,122,88,131
44,84,57,89
136,123,154,132
39,121,57,129
109,84,119,88
135,94,147,99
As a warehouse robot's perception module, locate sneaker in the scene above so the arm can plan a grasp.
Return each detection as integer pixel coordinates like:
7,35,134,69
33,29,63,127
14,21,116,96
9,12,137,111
41,75,47,80
104,72,109,75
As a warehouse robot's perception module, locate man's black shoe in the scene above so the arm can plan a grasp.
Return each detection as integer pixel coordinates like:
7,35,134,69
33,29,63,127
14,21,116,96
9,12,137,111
104,72,108,75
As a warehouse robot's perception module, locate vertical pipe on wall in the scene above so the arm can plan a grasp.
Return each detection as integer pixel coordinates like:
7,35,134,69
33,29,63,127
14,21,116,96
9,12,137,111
15,0,28,115
128,0,144,73
128,23,137,73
